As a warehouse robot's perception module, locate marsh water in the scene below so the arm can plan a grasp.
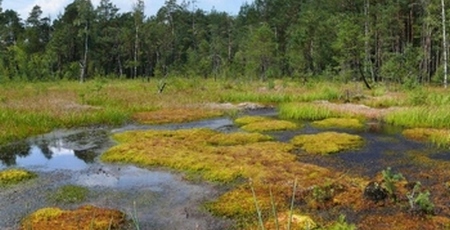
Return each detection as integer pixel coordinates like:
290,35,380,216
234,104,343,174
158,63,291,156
1,109,449,229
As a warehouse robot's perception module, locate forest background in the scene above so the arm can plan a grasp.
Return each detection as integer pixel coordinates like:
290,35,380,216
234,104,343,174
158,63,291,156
0,0,449,87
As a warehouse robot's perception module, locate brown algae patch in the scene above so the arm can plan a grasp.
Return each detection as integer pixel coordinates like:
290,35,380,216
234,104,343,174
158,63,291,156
0,168,37,186
20,205,125,230
132,108,224,124
234,115,299,132
312,118,364,130
291,132,364,154
403,128,450,147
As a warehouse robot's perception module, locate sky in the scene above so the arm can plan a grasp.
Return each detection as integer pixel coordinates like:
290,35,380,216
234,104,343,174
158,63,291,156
2,0,251,20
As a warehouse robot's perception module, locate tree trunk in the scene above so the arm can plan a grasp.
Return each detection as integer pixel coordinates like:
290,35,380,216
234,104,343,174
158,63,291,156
80,23,88,83
134,24,139,79
442,0,448,88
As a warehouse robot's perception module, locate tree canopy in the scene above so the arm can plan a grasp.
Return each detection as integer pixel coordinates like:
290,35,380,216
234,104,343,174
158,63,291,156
0,0,449,86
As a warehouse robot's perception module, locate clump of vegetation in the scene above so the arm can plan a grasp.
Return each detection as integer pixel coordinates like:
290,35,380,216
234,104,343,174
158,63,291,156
312,118,364,130
241,120,299,132
102,128,333,225
384,106,450,129
234,116,272,126
132,108,224,124
0,168,37,186
381,167,405,201
263,212,317,230
206,132,273,146
279,103,340,120
290,132,364,154
51,184,89,204
406,182,435,215
402,128,450,148
327,215,356,230
20,205,126,230
234,115,299,132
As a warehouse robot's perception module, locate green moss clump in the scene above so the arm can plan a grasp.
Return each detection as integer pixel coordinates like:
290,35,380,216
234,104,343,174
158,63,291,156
403,128,450,148
312,118,364,130
102,128,333,224
234,115,299,132
291,131,364,154
241,120,299,132
234,116,272,126
132,108,224,124
51,185,89,204
206,132,273,146
20,205,125,230
0,168,37,186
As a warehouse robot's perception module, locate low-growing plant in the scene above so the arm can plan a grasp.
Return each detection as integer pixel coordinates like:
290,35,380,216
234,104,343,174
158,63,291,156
20,205,125,230
326,214,356,230
51,184,89,204
291,132,364,155
0,168,37,186
406,182,434,215
381,167,404,201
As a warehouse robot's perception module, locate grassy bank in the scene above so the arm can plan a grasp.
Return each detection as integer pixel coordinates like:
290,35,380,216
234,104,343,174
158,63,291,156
3,78,450,144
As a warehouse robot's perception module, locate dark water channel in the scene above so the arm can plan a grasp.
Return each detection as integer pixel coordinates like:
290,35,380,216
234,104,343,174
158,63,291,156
1,109,450,229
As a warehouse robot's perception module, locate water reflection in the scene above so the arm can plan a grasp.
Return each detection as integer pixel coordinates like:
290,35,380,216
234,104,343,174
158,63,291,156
0,129,110,170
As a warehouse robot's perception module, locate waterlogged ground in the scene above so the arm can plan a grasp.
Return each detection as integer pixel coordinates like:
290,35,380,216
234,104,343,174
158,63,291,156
1,109,450,229
0,120,235,229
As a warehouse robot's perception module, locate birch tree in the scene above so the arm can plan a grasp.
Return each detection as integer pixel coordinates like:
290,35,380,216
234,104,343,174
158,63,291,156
75,0,93,83
133,0,144,78
442,0,447,88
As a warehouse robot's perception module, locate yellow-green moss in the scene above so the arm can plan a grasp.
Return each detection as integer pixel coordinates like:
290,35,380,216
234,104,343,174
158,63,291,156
0,168,37,186
234,116,299,132
403,128,450,147
291,132,364,154
264,212,317,230
234,116,272,126
51,185,89,204
132,108,224,124
206,132,273,146
312,118,364,129
102,128,332,223
20,205,125,230
241,120,299,132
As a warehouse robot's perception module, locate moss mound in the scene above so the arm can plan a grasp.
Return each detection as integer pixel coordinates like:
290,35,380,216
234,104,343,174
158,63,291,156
0,168,37,186
51,185,89,204
234,116,299,132
291,131,364,154
234,116,272,125
20,205,125,230
102,128,320,183
403,128,450,147
102,128,332,223
132,108,223,124
312,118,364,129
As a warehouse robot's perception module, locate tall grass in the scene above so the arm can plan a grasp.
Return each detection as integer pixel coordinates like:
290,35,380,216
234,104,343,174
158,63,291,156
384,106,450,128
278,103,341,120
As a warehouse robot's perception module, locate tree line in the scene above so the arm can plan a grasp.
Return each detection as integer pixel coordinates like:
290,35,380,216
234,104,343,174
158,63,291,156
0,0,449,87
